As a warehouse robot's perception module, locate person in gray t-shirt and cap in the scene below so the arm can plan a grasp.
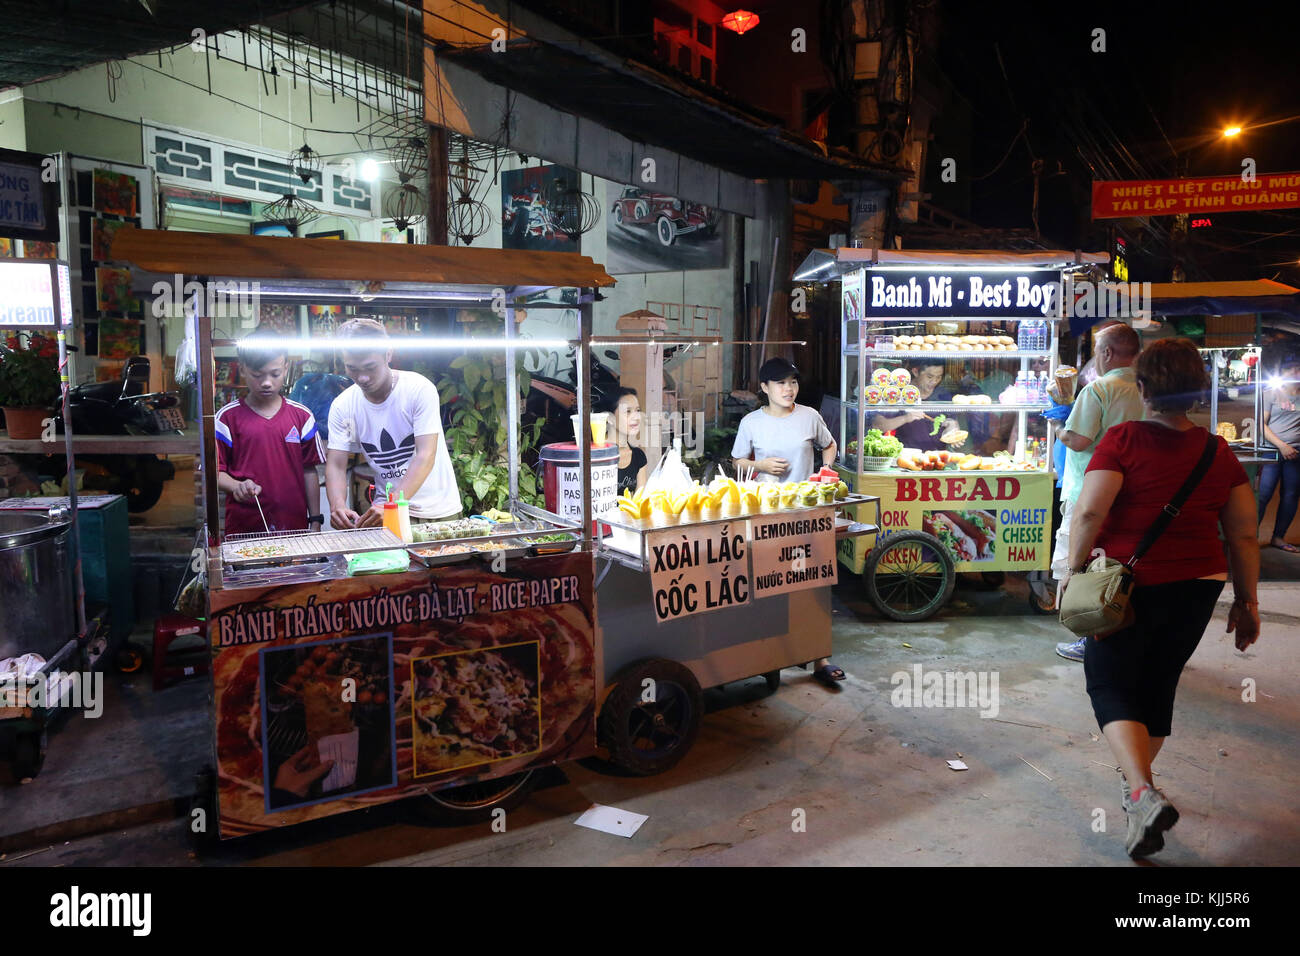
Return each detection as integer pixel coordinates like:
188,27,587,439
1259,359,1300,552
732,357,845,688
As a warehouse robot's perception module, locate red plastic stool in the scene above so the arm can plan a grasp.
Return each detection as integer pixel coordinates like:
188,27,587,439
152,614,209,691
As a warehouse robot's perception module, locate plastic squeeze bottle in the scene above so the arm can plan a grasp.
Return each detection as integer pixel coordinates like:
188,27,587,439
382,492,402,540
395,490,413,543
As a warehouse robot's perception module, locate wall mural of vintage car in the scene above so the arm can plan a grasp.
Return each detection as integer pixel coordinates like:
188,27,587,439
604,183,728,274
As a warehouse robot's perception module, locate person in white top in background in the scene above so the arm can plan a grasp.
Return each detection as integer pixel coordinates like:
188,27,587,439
325,319,462,529
732,357,844,689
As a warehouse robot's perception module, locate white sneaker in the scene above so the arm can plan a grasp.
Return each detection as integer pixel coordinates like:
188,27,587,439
1124,784,1179,858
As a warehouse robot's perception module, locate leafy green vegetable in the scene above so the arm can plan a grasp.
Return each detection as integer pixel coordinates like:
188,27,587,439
860,428,903,458
930,414,947,437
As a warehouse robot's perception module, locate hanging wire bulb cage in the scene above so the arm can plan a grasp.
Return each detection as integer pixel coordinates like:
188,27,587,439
262,193,321,233
392,132,429,181
448,195,491,245
547,173,601,241
287,143,323,185
448,146,486,199
384,182,426,231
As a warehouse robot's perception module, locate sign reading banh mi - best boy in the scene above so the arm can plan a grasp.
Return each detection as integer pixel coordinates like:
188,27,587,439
862,269,1061,319
855,471,1052,572
647,521,750,622
207,553,595,838
750,507,838,598
1092,170,1300,219
0,148,60,242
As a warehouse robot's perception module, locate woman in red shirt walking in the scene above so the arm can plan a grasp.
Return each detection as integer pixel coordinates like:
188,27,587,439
1065,338,1260,859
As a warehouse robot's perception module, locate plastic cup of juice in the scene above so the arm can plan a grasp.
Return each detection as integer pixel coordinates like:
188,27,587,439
590,412,609,445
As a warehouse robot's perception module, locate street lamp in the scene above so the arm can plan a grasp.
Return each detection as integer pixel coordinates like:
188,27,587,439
1222,126,1242,138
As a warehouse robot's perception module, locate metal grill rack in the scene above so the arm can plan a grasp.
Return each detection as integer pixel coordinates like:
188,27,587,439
221,527,404,569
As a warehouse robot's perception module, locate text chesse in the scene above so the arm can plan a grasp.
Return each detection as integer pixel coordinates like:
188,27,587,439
50,886,151,937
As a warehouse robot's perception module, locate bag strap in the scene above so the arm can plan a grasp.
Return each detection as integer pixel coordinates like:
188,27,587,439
1127,433,1219,568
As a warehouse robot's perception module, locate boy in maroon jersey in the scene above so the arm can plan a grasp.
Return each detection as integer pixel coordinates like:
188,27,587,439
215,329,325,535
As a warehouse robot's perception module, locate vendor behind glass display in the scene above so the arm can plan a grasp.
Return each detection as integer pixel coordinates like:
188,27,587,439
872,363,964,451
731,357,837,482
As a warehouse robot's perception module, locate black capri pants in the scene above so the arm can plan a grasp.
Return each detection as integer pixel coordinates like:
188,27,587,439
1083,579,1225,738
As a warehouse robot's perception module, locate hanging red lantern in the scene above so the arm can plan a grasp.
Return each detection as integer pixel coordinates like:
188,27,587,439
721,10,760,34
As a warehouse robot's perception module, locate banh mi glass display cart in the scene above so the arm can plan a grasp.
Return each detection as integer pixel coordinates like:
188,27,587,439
794,247,1109,622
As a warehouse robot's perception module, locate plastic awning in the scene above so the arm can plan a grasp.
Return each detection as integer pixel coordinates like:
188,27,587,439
111,228,616,291
794,247,1110,281
1147,279,1300,318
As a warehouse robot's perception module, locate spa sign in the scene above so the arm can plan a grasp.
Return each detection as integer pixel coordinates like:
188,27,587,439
861,269,1061,318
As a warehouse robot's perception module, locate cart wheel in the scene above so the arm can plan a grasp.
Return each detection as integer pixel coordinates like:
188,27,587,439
1026,572,1058,615
863,530,956,622
12,731,47,781
599,658,703,776
116,647,145,673
411,770,537,826
763,670,781,693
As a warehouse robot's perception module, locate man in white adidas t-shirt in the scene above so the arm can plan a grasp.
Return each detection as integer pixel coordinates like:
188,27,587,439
325,319,461,528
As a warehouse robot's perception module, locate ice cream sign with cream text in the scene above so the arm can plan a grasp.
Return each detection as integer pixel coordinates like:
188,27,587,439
862,269,1062,318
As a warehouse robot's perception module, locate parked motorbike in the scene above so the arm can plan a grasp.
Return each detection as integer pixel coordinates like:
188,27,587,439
50,356,182,513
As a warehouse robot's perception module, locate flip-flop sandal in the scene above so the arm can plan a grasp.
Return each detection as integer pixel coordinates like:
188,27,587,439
812,663,846,688
1274,542,1300,553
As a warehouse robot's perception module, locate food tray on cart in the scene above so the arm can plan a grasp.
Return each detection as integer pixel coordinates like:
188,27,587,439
524,532,580,555
221,527,404,569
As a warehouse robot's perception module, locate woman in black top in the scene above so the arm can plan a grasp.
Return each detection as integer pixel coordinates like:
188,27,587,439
601,387,649,495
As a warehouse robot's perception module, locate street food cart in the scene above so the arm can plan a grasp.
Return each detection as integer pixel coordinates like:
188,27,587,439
1142,279,1300,477
794,248,1108,620
113,228,877,838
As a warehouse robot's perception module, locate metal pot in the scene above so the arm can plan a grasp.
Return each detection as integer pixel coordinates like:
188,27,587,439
0,511,75,661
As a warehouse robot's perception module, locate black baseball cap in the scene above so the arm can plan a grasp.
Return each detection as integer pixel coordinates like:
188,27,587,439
759,357,799,383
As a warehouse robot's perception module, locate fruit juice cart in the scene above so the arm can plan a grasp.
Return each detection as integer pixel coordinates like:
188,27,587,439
112,228,880,837
794,247,1109,621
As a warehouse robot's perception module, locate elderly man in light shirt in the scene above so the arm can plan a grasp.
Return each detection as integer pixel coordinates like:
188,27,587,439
1052,322,1145,661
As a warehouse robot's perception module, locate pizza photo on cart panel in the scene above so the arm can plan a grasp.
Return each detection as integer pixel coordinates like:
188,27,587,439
410,641,542,778
259,634,397,813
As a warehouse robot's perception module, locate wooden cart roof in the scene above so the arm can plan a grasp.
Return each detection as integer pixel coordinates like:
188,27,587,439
111,227,616,289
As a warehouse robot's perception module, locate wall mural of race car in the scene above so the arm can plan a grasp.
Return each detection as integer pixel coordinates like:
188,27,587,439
605,182,728,274
500,164,582,253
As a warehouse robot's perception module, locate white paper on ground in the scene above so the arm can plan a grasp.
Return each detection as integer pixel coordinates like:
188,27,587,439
318,729,360,791
946,759,969,771
574,803,648,838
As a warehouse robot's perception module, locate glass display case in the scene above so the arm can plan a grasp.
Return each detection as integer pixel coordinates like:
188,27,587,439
837,268,1057,473
1194,346,1277,461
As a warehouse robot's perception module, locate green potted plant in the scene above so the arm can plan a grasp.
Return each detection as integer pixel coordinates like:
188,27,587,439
0,331,60,439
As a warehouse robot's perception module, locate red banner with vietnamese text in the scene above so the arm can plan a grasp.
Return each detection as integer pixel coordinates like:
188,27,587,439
1092,171,1300,219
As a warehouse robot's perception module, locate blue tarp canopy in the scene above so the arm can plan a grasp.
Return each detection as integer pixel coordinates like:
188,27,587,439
1147,280,1300,318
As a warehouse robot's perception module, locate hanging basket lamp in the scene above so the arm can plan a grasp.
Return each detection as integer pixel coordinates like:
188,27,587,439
384,181,426,231
262,193,321,233
287,143,323,185
547,175,601,241
449,195,491,245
